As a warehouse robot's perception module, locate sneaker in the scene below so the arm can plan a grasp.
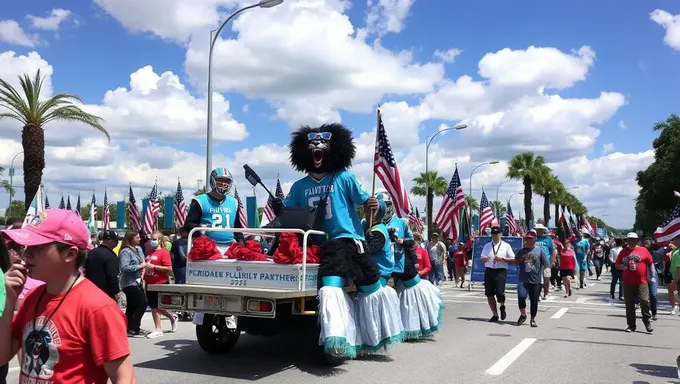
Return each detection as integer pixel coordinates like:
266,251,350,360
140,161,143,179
652,314,658,321
625,327,635,333
489,315,499,322
645,323,654,333
126,330,137,337
530,319,537,327
516,315,527,326
597,277,601,281
147,330,163,339
671,306,679,315
564,294,568,298
170,315,179,332
500,305,507,321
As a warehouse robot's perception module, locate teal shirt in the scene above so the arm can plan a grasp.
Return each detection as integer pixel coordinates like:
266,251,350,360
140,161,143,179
195,193,238,245
0,272,5,317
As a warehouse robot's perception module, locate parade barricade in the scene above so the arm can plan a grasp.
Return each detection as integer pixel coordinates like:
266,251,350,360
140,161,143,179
468,236,523,290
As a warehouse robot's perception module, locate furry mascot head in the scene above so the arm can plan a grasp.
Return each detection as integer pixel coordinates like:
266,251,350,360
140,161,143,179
289,123,356,176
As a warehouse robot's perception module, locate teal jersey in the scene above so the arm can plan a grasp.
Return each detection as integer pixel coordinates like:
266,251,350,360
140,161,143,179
371,223,395,277
284,169,370,241
195,193,238,245
535,235,555,266
386,216,412,273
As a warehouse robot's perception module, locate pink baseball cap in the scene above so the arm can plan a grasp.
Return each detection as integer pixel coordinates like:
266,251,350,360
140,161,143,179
2,208,91,250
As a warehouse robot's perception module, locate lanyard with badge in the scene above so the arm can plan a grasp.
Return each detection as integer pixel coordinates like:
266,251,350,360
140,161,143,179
492,241,501,265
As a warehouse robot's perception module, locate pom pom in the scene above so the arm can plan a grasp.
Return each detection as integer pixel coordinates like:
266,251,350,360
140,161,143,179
272,232,320,264
224,242,268,262
187,236,222,261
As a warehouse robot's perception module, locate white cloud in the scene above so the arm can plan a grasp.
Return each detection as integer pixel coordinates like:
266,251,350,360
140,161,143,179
650,9,680,50
26,9,73,31
619,120,627,130
602,143,615,154
433,48,462,63
365,0,415,35
0,20,39,47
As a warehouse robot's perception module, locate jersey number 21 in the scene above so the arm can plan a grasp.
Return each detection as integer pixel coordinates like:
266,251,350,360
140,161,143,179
211,214,231,228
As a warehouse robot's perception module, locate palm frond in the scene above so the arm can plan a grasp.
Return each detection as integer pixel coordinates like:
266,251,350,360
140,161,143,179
42,106,109,141
0,112,26,125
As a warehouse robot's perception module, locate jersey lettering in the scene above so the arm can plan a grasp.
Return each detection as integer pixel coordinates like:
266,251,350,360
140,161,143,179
308,196,333,219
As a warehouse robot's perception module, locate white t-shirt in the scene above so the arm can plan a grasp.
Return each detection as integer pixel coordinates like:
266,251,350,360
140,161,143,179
481,240,515,269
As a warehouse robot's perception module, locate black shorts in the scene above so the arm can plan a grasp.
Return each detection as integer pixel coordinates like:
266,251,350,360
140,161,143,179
146,290,159,309
484,268,507,297
560,269,574,278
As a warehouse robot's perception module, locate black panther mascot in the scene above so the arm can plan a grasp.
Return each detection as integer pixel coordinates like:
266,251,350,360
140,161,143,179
271,123,402,360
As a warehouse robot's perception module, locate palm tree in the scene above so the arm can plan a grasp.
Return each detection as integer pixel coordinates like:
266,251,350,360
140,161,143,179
0,167,12,195
411,171,448,233
506,152,550,224
490,200,506,218
535,173,564,225
464,194,479,211
0,70,109,212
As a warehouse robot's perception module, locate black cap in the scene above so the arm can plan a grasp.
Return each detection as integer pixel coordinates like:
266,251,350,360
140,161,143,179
101,230,119,241
490,226,502,235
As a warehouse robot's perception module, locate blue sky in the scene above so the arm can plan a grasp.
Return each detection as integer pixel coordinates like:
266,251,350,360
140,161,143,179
0,0,678,228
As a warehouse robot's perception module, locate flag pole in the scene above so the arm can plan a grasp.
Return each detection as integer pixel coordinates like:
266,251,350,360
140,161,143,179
154,176,159,231
368,106,380,229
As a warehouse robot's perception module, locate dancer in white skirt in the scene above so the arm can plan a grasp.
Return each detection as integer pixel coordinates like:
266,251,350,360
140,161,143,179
356,196,404,352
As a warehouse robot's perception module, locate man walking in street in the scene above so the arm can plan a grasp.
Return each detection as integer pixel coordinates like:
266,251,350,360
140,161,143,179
511,230,549,327
615,232,654,333
480,226,515,322
533,224,556,299
85,229,121,301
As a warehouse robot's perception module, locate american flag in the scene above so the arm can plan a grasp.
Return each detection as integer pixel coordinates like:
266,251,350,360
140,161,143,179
479,190,495,233
44,195,50,209
505,201,520,235
435,166,465,242
655,201,680,246
90,192,97,222
374,110,410,218
127,185,141,231
143,182,160,234
66,195,72,211
103,189,110,230
58,195,65,209
262,175,284,224
582,215,594,235
407,200,423,233
174,179,187,229
234,188,248,228
75,194,81,217
559,211,572,241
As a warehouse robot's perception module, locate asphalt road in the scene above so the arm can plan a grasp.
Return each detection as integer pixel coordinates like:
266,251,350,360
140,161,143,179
7,271,680,384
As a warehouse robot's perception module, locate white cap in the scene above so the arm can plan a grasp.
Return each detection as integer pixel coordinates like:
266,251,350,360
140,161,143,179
625,232,639,239
533,223,547,231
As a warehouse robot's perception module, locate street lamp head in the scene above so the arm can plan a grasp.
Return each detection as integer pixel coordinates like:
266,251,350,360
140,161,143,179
259,0,283,7
454,123,468,130
489,160,500,164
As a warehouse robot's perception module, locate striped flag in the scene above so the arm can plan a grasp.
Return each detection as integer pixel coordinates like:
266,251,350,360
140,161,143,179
479,190,495,233
143,182,160,234
58,195,65,209
374,110,410,218
654,201,680,246
505,202,520,235
407,200,423,233
90,193,97,223
174,179,187,229
75,194,81,218
234,188,248,228
103,189,110,230
45,195,50,209
435,166,465,242
87,192,97,233
127,185,141,231
261,175,284,226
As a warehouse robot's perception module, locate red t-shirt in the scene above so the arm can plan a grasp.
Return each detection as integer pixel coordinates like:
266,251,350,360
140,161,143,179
12,279,130,384
616,246,653,285
415,247,432,277
454,249,466,267
144,248,173,285
559,249,576,270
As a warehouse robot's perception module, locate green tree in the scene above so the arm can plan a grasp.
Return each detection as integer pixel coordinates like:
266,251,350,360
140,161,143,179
194,186,208,196
490,200,506,218
411,171,448,234
465,194,479,211
506,152,551,223
534,173,564,226
355,205,365,221
5,199,25,218
0,70,109,212
635,114,680,234
257,207,264,222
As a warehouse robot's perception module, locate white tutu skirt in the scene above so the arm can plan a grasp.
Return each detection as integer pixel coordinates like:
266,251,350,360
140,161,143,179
395,276,444,340
318,285,360,359
355,282,404,353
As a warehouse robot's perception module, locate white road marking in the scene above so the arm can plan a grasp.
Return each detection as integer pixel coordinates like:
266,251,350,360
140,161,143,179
575,297,589,303
544,296,556,301
442,299,651,313
456,292,478,297
485,338,536,375
551,307,569,319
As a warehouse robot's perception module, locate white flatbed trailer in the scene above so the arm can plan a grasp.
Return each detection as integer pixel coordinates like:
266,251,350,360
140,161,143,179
147,227,348,365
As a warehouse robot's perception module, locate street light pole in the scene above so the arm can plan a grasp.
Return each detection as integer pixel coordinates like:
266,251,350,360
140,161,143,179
423,123,467,233
205,0,284,184
496,178,509,203
8,151,23,217
468,160,499,236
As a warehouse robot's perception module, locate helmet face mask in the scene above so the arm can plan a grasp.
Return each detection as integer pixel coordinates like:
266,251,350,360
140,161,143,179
210,168,233,196
375,191,393,223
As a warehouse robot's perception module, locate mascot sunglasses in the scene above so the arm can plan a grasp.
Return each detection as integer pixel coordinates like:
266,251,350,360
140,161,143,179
307,132,332,140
